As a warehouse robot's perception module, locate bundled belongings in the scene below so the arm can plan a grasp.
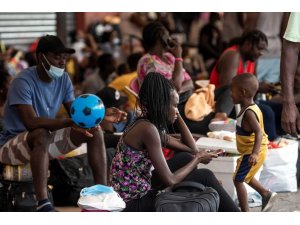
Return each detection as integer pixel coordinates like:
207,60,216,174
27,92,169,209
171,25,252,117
2,164,33,182
184,84,215,121
259,139,298,192
77,184,126,212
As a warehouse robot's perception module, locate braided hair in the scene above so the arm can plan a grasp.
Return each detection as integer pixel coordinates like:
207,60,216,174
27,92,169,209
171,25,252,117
138,72,176,144
142,21,167,51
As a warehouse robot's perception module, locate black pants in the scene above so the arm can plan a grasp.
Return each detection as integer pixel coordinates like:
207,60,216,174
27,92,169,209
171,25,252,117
124,152,240,212
258,100,284,140
122,190,158,212
215,85,235,116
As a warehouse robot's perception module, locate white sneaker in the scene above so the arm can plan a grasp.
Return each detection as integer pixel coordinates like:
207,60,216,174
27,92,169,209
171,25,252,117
261,191,277,212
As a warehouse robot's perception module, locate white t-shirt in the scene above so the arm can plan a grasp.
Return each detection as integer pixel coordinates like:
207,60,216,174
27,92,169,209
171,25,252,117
256,12,283,57
284,12,300,43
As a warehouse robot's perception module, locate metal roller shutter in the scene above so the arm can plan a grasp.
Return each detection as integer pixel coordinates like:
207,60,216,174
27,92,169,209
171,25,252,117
0,12,78,51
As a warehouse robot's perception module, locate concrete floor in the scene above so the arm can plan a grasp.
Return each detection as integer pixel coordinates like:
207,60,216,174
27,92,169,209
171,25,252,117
250,189,300,212
56,188,300,212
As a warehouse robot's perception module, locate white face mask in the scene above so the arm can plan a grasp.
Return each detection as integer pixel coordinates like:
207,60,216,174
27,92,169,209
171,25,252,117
42,54,65,80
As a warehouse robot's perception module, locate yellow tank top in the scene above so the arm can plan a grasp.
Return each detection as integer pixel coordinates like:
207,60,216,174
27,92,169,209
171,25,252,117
236,104,268,155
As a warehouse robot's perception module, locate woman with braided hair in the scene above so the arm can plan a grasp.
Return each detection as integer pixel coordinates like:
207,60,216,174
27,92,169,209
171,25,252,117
110,72,239,212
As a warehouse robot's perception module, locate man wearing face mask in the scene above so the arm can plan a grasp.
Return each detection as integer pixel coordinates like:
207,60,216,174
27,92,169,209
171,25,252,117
0,35,127,212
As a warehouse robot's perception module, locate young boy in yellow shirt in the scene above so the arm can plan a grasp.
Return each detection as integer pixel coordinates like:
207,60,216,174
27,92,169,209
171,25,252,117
231,73,277,212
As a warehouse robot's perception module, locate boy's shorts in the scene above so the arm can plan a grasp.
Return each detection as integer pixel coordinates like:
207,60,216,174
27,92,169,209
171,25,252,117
233,149,267,183
0,127,79,166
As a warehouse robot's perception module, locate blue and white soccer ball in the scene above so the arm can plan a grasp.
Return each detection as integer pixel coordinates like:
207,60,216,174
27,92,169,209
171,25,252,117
70,94,106,128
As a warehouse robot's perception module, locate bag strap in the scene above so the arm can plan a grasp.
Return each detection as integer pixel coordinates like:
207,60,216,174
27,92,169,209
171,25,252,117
172,181,206,192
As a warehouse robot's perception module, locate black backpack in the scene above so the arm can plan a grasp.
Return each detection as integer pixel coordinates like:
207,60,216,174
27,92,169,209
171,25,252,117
48,154,95,206
154,181,220,212
48,147,117,206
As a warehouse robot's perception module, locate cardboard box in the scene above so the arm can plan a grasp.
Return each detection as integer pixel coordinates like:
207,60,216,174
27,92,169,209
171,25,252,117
197,155,261,200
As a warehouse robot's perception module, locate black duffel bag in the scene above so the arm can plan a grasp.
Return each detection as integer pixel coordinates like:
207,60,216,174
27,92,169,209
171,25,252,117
154,181,220,212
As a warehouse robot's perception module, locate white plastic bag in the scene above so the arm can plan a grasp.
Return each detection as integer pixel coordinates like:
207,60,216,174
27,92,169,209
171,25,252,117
259,139,298,192
77,184,126,211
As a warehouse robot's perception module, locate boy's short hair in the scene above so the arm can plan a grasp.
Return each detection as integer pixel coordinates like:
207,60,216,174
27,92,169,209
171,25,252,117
232,73,259,97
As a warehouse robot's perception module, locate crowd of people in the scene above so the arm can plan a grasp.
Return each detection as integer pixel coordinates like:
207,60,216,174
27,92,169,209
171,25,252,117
0,12,299,212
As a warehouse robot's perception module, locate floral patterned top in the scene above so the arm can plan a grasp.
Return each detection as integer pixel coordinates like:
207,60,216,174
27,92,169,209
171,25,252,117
110,120,153,202
135,53,191,92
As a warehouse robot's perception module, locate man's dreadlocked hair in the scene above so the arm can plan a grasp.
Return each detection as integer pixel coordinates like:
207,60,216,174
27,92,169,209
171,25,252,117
138,72,176,145
239,29,268,47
